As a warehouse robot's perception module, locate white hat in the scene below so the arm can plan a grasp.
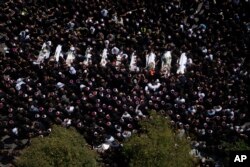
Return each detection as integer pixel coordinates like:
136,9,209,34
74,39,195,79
69,67,76,74
111,47,120,55
102,143,110,150
80,84,85,89
47,41,52,46
56,82,65,88
180,98,185,103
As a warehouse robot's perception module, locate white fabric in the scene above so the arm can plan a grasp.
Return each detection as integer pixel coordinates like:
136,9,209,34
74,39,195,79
207,109,215,116
188,106,197,114
147,82,161,91
12,127,18,135
19,30,29,39
116,52,125,67
105,136,115,143
122,131,132,138
104,40,109,48
100,48,108,67
214,105,222,112
101,9,108,17
69,67,76,75
54,45,63,62
83,47,92,66
135,105,144,116
67,106,74,113
129,52,139,71
37,42,51,64
94,143,110,153
122,112,132,119
161,51,172,76
198,92,205,98
66,47,76,66
146,52,156,69
90,26,95,34
80,84,86,89
15,78,25,90
190,149,201,158
177,52,187,74
187,58,193,65
175,97,185,103
56,82,65,88
63,119,72,126
111,47,120,55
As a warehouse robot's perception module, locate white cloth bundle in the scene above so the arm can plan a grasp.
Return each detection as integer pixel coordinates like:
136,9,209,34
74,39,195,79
69,66,76,75
146,52,156,69
15,78,26,90
66,47,76,66
37,41,51,64
129,52,139,71
161,51,172,76
177,52,187,74
100,48,108,67
83,47,92,66
54,44,63,62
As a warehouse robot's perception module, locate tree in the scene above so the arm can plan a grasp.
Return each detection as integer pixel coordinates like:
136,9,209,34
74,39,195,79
15,125,99,167
122,111,196,167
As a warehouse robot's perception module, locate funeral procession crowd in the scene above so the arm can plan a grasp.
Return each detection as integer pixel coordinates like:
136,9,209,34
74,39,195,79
0,0,249,166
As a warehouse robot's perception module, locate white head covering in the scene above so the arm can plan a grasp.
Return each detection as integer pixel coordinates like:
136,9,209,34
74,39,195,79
69,66,76,74
70,46,75,51
56,82,65,88
80,84,86,89
111,47,120,55
101,9,108,17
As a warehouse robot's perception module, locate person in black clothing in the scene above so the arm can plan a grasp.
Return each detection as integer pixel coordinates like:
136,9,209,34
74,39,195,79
0,0,249,166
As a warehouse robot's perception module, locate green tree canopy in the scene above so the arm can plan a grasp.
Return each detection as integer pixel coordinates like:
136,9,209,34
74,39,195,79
15,125,99,167
122,111,196,167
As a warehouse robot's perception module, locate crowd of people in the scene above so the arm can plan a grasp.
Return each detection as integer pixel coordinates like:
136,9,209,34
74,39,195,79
0,0,249,166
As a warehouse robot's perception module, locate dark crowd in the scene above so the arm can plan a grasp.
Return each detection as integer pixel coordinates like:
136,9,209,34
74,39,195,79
0,0,249,166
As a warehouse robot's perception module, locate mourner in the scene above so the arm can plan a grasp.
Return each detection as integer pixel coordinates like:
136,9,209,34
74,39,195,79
0,0,249,166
